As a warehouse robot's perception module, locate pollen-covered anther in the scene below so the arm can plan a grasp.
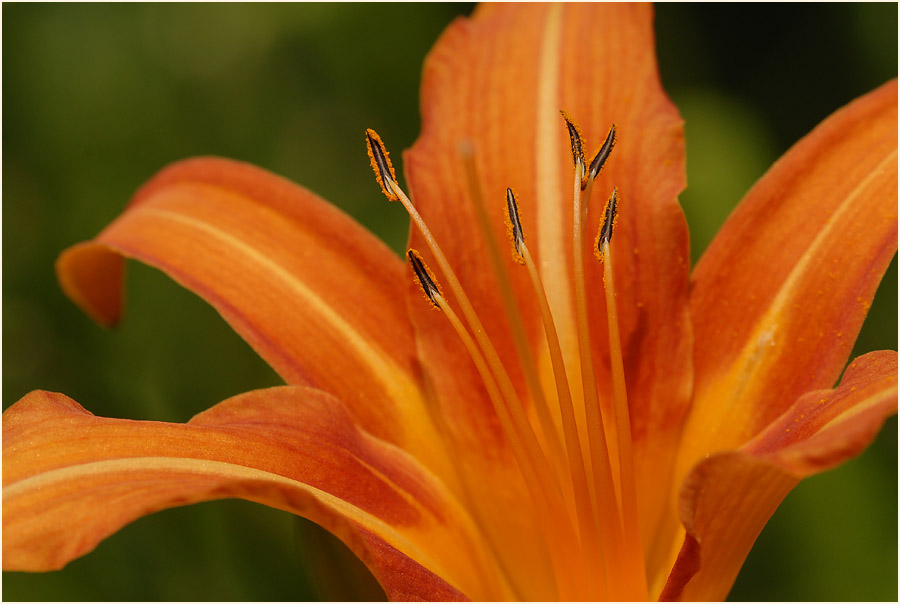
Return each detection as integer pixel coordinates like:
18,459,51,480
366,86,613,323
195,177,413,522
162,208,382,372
504,188,526,265
407,249,443,309
365,128,399,201
588,124,617,181
560,110,587,188
595,188,619,261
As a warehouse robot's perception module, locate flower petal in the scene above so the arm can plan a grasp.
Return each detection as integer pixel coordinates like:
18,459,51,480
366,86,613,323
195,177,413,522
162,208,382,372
404,3,691,585
55,157,454,487
3,387,517,601
742,351,898,473
661,351,897,601
680,81,898,467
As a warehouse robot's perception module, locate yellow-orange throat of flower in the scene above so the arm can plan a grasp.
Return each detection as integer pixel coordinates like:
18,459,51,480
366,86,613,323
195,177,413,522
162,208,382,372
367,116,646,601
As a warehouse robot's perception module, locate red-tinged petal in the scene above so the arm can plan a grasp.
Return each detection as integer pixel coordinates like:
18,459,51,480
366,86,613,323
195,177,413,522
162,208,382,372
680,81,898,469
3,388,519,601
661,351,897,601
658,453,795,603
56,157,454,489
742,350,898,474
404,4,691,586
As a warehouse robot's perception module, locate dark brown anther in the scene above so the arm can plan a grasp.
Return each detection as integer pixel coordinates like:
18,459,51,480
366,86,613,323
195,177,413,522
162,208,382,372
588,124,617,181
505,188,526,264
598,188,619,248
408,249,442,309
366,128,399,201
560,110,586,176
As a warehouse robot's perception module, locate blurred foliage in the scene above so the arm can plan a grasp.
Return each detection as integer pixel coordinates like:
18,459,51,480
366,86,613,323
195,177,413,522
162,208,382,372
3,3,896,601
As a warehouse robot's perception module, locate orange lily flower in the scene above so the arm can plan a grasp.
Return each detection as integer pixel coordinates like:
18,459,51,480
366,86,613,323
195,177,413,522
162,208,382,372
3,3,897,601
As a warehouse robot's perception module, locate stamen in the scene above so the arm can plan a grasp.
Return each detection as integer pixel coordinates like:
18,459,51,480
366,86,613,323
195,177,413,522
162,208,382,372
505,188,526,265
596,192,646,596
597,187,619,253
588,124,617,181
459,149,569,494
409,247,528,600
365,128,399,201
564,112,645,600
406,251,584,601
508,188,608,599
365,132,579,567
408,249,442,308
582,124,616,223
560,110,587,189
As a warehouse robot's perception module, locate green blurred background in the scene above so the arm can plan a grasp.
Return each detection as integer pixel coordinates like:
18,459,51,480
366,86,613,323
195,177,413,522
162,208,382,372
3,3,896,601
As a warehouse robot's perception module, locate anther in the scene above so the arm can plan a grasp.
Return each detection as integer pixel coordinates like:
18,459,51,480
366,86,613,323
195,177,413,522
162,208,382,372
366,128,399,201
560,110,587,187
588,124,617,182
597,188,619,255
407,249,442,309
505,188,526,264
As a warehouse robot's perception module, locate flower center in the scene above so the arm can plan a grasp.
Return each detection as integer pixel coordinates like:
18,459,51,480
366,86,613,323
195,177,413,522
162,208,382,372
366,116,647,601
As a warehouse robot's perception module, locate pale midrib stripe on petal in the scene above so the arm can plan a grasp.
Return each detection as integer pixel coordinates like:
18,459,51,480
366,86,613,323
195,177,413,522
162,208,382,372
818,384,898,433
535,4,581,392
3,457,449,579
136,206,423,410
707,149,899,407
535,2,564,321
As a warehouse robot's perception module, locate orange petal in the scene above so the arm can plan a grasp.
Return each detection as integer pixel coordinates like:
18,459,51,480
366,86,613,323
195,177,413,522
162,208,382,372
404,3,691,586
742,350,898,473
681,81,898,466
2,388,518,601
661,351,898,601
56,157,453,487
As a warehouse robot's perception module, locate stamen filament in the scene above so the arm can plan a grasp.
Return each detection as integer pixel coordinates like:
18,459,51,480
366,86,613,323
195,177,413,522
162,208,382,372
391,180,557,487
519,239,608,600
596,188,647,597
459,146,569,493
432,290,584,601
571,157,630,598
564,113,647,599
599,235,646,599
382,174,581,575
506,185,603,557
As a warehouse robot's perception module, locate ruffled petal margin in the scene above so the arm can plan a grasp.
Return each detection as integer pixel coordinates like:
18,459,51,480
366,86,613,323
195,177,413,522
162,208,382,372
3,387,520,601
661,351,898,601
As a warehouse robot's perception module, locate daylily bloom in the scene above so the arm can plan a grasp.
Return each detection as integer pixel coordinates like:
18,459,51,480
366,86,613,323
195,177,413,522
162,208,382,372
3,3,897,601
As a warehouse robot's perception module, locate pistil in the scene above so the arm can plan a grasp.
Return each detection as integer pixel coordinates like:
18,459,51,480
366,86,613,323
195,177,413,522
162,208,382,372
394,184,569,524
